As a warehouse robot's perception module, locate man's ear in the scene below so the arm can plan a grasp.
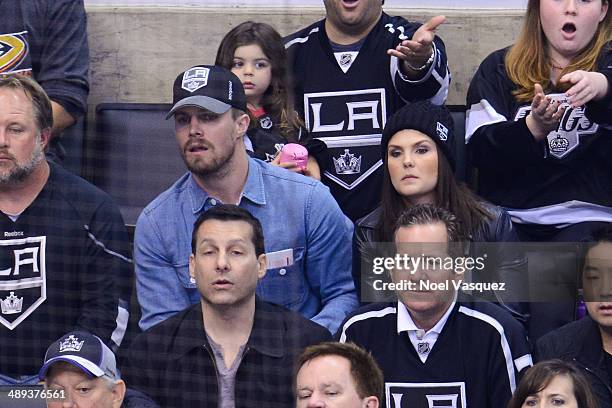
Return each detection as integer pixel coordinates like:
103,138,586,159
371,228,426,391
40,128,52,150
111,379,126,408
362,396,379,408
236,112,250,136
257,254,267,279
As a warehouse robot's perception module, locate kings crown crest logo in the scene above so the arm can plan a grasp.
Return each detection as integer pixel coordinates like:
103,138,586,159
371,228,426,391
1,292,23,315
333,149,362,175
59,335,85,353
549,135,569,153
514,95,598,159
0,235,47,330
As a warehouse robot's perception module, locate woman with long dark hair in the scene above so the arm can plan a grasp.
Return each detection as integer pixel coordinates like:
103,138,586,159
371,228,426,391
353,101,528,324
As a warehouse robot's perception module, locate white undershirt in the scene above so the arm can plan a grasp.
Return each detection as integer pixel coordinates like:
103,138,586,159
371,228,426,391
396,297,456,363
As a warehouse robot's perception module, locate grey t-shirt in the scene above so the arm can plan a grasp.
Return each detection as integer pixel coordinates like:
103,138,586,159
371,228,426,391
207,335,247,408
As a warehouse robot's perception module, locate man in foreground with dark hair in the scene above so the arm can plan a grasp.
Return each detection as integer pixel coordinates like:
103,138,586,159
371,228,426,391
338,204,532,408
124,204,330,407
537,224,612,408
295,341,384,408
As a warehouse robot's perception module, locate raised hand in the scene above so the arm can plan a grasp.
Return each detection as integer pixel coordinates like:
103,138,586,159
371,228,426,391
526,83,567,141
560,70,609,108
387,15,446,72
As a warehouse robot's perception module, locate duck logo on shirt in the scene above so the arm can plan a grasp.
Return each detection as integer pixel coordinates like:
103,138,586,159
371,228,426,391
0,236,46,330
0,31,31,75
385,382,466,408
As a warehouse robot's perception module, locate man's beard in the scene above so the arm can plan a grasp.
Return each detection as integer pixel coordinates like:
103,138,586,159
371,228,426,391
0,142,44,186
181,141,235,178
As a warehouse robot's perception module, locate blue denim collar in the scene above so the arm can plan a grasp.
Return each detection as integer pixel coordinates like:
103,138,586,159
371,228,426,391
187,158,267,214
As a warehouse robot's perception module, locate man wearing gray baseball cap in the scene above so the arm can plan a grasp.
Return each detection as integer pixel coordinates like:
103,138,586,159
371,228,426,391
39,331,157,408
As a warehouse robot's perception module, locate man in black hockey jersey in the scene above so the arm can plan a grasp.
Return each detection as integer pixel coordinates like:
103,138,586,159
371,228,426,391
286,0,450,220
338,205,532,408
0,76,131,384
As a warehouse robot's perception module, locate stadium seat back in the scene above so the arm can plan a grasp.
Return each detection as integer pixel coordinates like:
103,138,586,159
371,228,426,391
448,105,467,183
86,103,186,225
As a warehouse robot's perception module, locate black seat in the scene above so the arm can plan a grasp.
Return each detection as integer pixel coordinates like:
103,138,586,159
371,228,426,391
447,105,468,183
85,103,187,226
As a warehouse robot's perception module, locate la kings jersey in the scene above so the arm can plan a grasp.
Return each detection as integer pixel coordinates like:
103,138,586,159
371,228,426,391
286,13,450,221
466,47,612,225
246,108,328,165
338,298,532,408
0,162,131,378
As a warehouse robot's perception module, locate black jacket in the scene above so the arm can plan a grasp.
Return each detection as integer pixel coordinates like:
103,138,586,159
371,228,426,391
536,316,612,408
352,202,529,324
122,300,331,408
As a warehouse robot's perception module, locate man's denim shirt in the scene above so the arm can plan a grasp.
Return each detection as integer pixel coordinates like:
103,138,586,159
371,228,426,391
135,158,357,333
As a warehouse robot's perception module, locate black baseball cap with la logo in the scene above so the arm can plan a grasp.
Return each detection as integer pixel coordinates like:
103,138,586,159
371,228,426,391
166,65,247,119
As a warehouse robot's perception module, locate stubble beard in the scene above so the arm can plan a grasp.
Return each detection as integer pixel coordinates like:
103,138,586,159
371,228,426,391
0,142,45,187
183,142,236,179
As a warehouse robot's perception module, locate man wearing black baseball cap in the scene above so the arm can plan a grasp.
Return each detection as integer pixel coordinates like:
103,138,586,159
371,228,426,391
39,331,158,408
134,65,356,335
165,65,247,118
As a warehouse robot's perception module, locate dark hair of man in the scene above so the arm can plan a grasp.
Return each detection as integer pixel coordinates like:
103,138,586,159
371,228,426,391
0,75,53,132
580,223,612,275
191,204,265,257
215,21,303,141
296,342,384,404
394,204,463,242
507,359,599,408
377,141,491,244
591,224,612,246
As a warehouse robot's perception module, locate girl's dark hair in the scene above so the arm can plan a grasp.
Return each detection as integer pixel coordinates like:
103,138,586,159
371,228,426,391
377,139,492,242
215,21,302,141
508,360,599,408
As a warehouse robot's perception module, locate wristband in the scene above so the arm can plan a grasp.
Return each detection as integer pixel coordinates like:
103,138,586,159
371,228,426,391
404,47,436,72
